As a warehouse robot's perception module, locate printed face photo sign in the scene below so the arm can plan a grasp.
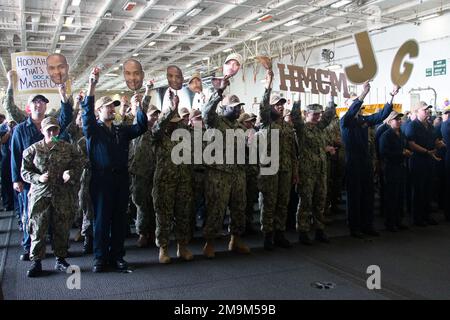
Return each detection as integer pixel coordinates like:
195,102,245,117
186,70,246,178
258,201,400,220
167,65,184,91
223,53,242,78
11,51,71,94
123,59,145,91
46,53,70,85
344,31,419,87
189,77,203,93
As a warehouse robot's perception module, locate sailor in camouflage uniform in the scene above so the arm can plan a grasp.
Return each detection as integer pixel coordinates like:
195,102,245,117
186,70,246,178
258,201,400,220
130,102,160,248
237,113,259,234
202,76,250,258
21,117,82,277
258,69,299,251
291,99,335,245
152,92,194,264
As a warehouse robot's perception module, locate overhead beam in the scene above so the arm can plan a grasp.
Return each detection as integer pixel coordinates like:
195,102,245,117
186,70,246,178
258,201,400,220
19,0,27,51
49,0,70,53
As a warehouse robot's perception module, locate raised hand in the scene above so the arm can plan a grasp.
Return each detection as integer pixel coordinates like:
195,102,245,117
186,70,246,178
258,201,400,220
38,172,49,184
7,70,16,85
265,69,274,89
62,170,71,183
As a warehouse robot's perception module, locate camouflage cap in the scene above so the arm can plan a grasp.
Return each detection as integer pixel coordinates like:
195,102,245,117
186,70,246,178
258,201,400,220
225,53,243,65
269,95,286,106
222,94,244,108
95,96,120,110
41,116,60,131
189,109,202,120
305,104,323,113
147,105,160,116
179,107,190,118
189,72,201,83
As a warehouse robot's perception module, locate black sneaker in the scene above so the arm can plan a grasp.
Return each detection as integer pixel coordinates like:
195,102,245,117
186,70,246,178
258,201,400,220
263,233,274,251
55,257,70,272
27,260,42,277
315,229,330,243
112,258,128,271
299,232,313,245
92,259,106,273
274,231,292,248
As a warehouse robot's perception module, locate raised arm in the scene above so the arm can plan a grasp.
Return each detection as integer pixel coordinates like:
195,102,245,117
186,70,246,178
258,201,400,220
202,75,230,129
81,68,100,138
56,84,74,133
125,94,148,140
152,91,179,141
291,95,304,133
3,71,27,123
342,81,370,128
318,101,336,130
259,69,273,126
364,85,399,126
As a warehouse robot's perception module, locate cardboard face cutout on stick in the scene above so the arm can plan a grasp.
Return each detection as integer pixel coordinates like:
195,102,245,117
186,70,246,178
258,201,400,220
46,53,70,85
167,65,184,91
223,53,242,77
123,59,145,91
188,73,202,93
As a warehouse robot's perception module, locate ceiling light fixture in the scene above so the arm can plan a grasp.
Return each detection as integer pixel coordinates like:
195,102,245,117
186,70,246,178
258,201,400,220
55,49,61,54
71,0,81,6
419,13,440,21
223,48,233,53
59,35,66,41
64,16,74,26
167,25,178,33
251,36,262,41
330,0,352,8
284,19,300,27
148,41,156,46
186,8,203,17
186,64,192,68
132,53,139,57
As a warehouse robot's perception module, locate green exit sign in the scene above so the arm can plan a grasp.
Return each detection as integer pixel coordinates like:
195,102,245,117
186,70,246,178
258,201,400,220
433,59,446,76
426,68,432,77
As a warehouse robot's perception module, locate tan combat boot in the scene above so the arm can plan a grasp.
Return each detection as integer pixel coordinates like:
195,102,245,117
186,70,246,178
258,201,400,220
177,242,194,261
136,234,148,248
228,235,251,254
202,239,215,259
159,246,171,264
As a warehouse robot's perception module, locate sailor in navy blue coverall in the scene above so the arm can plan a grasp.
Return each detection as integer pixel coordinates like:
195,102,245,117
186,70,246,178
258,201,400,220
404,102,443,226
340,82,399,238
82,69,147,273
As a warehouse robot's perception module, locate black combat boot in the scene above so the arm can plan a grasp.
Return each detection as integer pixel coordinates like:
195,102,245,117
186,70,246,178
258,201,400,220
315,229,330,243
274,231,292,248
83,235,93,254
299,231,313,245
263,232,274,251
27,260,42,277
55,257,70,272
